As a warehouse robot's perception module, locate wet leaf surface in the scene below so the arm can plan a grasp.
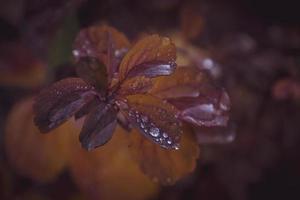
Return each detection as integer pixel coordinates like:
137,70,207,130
119,34,176,81
119,76,153,96
33,78,96,133
79,103,117,151
118,94,182,149
128,127,200,185
73,25,130,81
151,67,230,127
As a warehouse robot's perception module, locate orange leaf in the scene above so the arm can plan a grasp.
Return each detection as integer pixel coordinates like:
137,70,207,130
128,127,200,185
117,94,182,149
5,97,73,183
118,76,153,96
118,34,176,81
69,126,159,200
150,67,206,98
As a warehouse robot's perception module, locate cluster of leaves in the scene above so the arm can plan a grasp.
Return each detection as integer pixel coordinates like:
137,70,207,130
33,25,230,152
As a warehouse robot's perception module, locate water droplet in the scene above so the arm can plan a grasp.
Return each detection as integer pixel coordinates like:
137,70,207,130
167,140,172,144
163,133,168,138
149,127,160,137
140,123,145,128
141,115,148,123
173,144,180,150
72,50,79,57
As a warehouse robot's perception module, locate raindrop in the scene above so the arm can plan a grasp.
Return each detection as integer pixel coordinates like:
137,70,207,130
141,115,148,123
162,133,168,138
149,127,160,137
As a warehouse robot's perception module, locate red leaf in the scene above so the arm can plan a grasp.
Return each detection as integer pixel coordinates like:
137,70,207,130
34,78,96,133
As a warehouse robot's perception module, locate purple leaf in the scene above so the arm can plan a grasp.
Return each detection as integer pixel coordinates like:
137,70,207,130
33,78,95,133
193,122,236,144
168,89,230,127
74,96,99,120
79,103,117,151
127,61,176,79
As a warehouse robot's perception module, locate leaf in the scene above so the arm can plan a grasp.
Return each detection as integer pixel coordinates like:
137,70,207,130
119,34,176,81
73,25,130,81
0,42,46,88
117,94,182,149
118,76,153,96
193,122,236,144
151,67,230,127
128,127,200,185
33,78,96,133
74,96,99,120
5,98,72,183
69,127,159,200
75,57,108,93
79,103,117,151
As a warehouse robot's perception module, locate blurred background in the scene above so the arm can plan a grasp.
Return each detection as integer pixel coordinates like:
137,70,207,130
0,0,300,200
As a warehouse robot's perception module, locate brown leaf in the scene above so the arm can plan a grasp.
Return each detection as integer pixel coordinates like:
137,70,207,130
79,103,117,151
128,127,200,185
5,97,72,183
69,127,159,200
34,78,95,133
151,67,230,127
73,25,130,81
117,94,182,149
118,34,176,81
75,57,108,93
119,76,153,96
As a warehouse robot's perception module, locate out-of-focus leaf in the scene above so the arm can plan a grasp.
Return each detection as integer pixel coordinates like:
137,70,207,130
5,98,72,183
194,122,236,144
151,67,230,127
272,78,300,101
0,42,46,88
76,57,108,93
0,163,13,200
119,76,153,96
180,4,204,40
69,127,159,200
34,78,95,133
73,25,130,81
117,94,182,149
119,34,176,81
79,103,117,151
128,127,200,185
